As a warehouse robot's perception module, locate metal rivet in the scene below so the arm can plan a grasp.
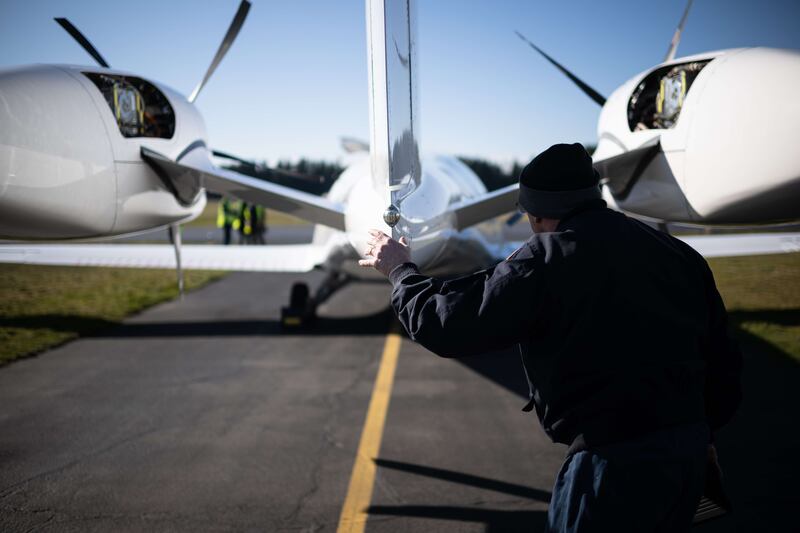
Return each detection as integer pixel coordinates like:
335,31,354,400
383,204,401,227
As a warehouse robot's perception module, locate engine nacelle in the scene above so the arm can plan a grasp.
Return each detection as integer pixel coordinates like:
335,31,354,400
0,64,205,240
595,47,800,225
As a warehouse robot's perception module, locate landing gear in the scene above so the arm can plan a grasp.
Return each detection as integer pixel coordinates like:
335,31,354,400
281,282,314,328
280,271,351,329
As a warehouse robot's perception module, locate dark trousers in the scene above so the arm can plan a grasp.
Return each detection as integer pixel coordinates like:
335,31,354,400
547,422,709,532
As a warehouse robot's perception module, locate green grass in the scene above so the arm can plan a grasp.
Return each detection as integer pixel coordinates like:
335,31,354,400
0,265,224,365
185,200,310,228
708,253,800,361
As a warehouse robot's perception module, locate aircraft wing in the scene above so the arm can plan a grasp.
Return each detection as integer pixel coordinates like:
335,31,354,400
677,232,800,258
449,183,518,231
1,232,796,274
497,232,800,262
142,146,346,231
0,243,334,272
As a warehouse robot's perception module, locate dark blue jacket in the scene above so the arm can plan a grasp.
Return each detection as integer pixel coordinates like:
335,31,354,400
388,206,742,447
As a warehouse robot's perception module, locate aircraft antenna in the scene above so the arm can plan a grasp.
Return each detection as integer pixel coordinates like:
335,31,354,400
188,0,251,103
54,18,110,68
664,0,694,63
514,30,606,107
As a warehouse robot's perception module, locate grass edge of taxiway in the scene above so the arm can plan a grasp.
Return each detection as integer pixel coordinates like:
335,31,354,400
0,266,225,366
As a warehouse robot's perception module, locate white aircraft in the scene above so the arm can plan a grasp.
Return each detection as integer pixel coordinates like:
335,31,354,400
515,0,800,225
0,0,798,325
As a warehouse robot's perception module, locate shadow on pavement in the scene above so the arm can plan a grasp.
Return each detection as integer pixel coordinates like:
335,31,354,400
0,309,394,339
701,311,800,532
106,310,394,337
368,505,547,533
375,458,551,502
370,458,549,532
0,314,116,333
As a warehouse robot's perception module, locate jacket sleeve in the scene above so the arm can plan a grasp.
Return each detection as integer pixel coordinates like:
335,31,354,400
700,260,743,431
388,256,544,358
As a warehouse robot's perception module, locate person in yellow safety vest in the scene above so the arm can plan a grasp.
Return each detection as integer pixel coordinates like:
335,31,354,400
216,196,241,245
239,202,252,244
252,204,267,245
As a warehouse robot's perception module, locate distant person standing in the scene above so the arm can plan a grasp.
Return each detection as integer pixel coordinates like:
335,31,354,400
216,196,241,245
360,143,742,532
252,204,267,245
239,202,252,244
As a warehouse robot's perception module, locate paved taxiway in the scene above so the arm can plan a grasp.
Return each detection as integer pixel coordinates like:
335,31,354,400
1,267,797,531
0,269,561,532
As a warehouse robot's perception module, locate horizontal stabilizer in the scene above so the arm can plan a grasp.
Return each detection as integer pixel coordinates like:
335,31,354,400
142,146,346,231
449,184,519,230
340,137,369,153
0,243,332,272
496,232,800,263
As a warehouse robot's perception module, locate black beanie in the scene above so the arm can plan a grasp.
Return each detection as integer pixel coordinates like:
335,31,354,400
517,143,602,218
519,143,599,191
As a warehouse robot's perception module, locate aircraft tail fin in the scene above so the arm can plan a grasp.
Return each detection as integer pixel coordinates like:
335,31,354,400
366,0,421,233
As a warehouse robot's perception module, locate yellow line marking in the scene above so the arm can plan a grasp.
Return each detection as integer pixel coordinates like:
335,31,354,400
337,325,402,533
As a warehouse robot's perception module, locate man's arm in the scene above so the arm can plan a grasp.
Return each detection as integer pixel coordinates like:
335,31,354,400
359,230,542,358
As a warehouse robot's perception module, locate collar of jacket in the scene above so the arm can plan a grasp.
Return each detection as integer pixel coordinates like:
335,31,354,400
555,200,609,231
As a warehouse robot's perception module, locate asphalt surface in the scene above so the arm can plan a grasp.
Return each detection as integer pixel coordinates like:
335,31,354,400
0,270,561,532
1,269,798,531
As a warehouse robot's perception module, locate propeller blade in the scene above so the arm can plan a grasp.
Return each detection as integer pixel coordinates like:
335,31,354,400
211,150,323,183
515,30,606,107
664,0,693,63
212,149,256,167
54,18,110,68
188,0,251,103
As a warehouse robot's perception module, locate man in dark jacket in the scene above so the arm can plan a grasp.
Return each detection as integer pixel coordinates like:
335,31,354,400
359,143,742,532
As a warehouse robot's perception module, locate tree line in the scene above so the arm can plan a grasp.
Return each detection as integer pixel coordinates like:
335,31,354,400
222,144,595,195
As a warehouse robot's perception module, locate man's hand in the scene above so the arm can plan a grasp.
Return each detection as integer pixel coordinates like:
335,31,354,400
358,229,411,277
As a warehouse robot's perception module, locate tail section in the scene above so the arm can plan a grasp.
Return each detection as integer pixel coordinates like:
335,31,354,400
366,0,421,235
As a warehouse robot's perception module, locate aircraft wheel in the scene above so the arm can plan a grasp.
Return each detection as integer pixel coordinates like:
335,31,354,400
281,282,314,328
289,282,310,309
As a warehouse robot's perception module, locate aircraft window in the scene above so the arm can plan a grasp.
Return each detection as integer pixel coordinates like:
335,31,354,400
83,73,175,139
627,60,710,131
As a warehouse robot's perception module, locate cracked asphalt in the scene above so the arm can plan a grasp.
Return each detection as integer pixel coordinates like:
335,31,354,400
4,266,780,531
0,270,564,532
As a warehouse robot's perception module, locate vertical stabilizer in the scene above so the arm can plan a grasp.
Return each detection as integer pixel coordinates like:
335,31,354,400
365,0,421,235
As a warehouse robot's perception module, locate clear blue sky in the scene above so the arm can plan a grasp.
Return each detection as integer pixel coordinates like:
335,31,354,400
2,0,799,168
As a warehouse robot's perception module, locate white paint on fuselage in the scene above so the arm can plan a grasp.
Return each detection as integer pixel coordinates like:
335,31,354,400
321,152,491,273
594,47,800,224
0,64,205,240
